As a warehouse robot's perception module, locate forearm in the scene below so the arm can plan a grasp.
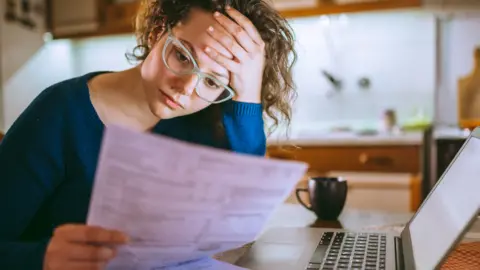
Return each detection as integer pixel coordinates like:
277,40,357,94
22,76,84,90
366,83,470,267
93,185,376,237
222,101,266,156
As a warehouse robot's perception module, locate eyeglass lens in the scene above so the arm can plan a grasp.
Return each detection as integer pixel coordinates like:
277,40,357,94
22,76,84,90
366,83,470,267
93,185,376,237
164,39,233,103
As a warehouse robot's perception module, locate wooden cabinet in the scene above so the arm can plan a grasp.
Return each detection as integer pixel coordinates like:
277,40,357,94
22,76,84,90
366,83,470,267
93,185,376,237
46,0,424,39
269,144,422,213
423,0,480,10
268,0,317,11
46,0,480,39
268,144,421,174
277,0,422,18
49,0,101,38
48,0,140,39
102,1,140,35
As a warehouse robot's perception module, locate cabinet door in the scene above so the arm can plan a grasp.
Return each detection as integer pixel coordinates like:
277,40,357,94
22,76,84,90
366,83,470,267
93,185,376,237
424,0,480,10
50,0,100,37
442,0,480,9
267,0,317,11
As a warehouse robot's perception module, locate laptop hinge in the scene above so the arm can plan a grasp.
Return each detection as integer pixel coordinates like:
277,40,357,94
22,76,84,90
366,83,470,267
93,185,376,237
395,237,405,270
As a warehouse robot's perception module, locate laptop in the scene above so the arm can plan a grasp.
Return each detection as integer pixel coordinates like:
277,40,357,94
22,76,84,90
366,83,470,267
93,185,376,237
237,127,480,270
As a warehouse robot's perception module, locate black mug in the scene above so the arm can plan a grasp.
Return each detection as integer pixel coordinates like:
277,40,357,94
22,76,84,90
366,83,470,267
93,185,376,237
295,176,348,220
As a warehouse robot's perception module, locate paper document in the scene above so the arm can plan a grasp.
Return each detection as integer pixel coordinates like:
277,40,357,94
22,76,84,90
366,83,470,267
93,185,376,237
152,257,247,270
87,125,308,269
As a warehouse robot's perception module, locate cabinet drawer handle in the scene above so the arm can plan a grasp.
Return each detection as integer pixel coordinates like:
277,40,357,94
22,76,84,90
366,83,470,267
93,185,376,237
359,153,368,164
359,153,393,166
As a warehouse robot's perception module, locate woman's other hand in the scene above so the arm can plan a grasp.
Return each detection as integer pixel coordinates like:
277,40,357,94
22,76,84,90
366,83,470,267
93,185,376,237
43,224,129,270
204,6,266,104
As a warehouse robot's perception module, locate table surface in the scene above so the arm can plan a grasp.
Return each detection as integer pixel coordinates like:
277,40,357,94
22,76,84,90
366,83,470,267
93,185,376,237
264,203,413,231
214,203,414,265
214,203,480,268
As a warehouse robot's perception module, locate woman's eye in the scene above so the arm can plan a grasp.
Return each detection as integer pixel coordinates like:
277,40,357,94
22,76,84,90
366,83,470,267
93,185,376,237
175,49,189,63
205,78,221,89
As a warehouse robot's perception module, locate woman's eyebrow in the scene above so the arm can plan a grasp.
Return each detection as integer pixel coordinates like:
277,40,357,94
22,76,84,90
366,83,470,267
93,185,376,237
178,38,197,58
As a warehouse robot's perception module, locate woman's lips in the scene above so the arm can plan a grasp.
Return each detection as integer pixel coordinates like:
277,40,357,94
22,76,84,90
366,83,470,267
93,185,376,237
158,89,182,109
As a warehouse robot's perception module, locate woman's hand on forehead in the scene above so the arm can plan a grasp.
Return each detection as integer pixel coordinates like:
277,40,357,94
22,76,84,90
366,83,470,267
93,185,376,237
177,8,234,60
202,6,265,103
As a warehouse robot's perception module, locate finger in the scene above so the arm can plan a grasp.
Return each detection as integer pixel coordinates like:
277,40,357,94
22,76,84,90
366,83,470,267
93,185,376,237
47,261,106,270
67,261,106,270
213,12,256,53
66,242,117,261
206,24,248,61
204,46,240,73
55,224,129,244
202,32,234,59
225,7,264,46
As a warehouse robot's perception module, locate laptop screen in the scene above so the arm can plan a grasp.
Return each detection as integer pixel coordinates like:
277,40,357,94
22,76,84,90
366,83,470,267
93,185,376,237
407,135,480,269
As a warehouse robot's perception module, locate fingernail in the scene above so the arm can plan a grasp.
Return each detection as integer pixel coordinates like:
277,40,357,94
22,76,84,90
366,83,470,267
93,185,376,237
214,11,221,17
120,233,130,242
226,5,231,9
101,248,114,258
205,47,211,53
207,26,214,32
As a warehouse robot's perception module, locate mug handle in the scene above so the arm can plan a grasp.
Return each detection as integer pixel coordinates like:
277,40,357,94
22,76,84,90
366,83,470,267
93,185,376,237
295,188,312,211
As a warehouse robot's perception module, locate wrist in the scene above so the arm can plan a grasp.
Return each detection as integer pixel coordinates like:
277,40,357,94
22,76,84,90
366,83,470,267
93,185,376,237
232,93,261,103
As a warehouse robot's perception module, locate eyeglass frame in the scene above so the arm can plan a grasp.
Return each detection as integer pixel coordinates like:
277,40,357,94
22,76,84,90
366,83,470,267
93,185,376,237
161,26,235,104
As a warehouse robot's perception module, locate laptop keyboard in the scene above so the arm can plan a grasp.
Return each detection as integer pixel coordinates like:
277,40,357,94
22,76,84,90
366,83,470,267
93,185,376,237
306,232,387,270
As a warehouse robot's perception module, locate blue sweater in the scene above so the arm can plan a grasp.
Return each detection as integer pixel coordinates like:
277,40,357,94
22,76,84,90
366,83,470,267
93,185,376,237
0,71,266,269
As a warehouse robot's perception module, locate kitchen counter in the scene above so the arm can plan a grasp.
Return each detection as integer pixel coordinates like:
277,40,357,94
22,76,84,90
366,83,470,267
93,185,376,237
434,126,471,140
267,130,423,146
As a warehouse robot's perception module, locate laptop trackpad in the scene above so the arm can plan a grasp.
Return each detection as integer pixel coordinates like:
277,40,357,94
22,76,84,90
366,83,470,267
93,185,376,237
236,228,324,270
236,242,307,270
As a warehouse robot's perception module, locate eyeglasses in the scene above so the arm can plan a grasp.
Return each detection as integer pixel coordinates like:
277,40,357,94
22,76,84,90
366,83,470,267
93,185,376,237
161,27,235,104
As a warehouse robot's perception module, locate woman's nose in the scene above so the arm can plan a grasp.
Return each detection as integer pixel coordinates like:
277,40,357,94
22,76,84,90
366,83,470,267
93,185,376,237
172,74,197,96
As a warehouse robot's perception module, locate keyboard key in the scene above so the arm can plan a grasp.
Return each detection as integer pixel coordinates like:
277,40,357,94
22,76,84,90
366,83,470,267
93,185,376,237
324,259,336,265
306,262,321,270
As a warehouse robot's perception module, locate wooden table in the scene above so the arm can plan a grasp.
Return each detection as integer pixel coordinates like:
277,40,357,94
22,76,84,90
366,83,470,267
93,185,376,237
263,203,412,231
214,203,480,269
214,203,413,265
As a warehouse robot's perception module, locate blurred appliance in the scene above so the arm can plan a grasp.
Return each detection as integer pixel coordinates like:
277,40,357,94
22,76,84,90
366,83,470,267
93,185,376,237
421,126,468,200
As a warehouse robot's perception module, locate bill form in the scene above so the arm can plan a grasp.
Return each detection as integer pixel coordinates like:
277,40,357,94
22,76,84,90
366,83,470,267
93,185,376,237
87,125,308,269
151,257,247,270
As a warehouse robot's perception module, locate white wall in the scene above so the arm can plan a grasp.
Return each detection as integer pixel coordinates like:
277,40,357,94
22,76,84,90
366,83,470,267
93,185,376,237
3,40,74,129
71,34,137,75
288,10,436,131
1,0,67,131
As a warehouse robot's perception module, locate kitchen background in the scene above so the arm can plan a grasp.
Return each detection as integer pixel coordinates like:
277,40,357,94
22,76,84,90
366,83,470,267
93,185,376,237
1,2,480,136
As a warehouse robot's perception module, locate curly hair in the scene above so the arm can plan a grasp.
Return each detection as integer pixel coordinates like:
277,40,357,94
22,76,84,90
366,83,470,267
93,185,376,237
127,0,297,137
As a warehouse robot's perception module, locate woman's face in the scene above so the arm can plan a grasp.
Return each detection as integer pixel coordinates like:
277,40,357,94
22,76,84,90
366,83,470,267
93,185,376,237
140,8,232,119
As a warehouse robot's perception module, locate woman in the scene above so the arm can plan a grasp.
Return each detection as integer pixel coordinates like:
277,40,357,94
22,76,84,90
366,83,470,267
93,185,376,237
0,0,297,269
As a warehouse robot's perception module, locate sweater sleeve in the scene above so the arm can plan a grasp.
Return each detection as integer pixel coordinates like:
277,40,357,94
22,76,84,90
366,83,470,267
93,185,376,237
221,101,266,156
0,86,66,269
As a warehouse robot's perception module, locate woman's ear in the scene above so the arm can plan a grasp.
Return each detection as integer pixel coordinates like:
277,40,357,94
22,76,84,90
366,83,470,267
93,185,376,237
147,31,158,48
147,25,166,48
